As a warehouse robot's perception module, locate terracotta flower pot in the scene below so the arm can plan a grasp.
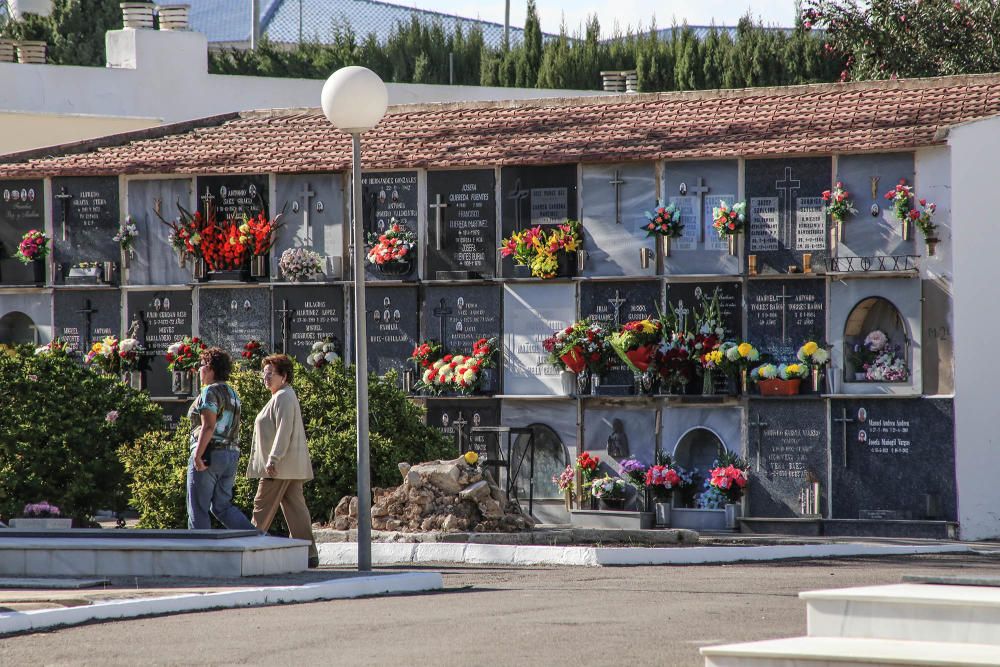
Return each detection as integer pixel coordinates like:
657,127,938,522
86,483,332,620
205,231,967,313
757,378,801,396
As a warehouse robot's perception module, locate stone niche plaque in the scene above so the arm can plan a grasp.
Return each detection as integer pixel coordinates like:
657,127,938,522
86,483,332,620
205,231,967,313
579,280,661,386
0,293,52,346
830,398,956,521
426,169,497,279
156,400,191,431
499,165,578,278
746,278,826,362
272,285,345,365
126,178,193,286
830,276,921,396
745,157,832,274
834,153,915,260
0,179,44,285
580,162,656,277
51,176,120,280
197,286,272,359
196,175,268,220
361,171,419,281
665,280,743,339
421,284,501,349
502,399,575,504
125,289,193,398
746,400,828,518
502,283,576,395
364,285,419,387
52,289,121,353
662,159,741,275
273,174,345,281
425,398,502,459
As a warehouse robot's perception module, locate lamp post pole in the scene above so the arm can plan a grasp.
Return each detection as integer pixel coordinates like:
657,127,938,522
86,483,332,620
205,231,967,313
351,131,372,572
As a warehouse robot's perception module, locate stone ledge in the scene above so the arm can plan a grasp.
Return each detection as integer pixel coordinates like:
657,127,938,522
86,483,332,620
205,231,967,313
314,527,698,546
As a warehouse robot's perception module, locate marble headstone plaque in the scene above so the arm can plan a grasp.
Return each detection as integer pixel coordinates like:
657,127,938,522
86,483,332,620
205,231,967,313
273,174,345,281
51,176,120,276
0,179,44,285
197,287,272,358
425,398,502,459
665,280,743,339
361,171,419,281
580,162,657,277
579,280,661,386
420,284,501,351
834,153,915,259
746,400,828,518
745,157,832,274
52,289,121,353
499,165,578,278
426,169,496,279
126,289,193,397
502,399,575,501
746,278,826,362
662,160,741,275
156,400,191,431
503,283,576,395
364,285,419,387
830,398,956,521
0,293,52,345
196,175,268,219
126,178,193,286
272,285,345,364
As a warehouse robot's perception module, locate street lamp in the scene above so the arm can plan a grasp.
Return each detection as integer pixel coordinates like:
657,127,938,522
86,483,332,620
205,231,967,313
320,66,388,572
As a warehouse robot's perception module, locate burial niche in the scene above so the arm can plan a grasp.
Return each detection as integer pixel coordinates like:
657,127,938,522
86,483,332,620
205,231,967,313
511,424,568,501
0,312,36,346
672,427,725,474
843,296,911,384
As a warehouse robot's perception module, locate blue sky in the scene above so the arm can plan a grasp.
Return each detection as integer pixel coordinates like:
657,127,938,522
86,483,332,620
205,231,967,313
399,1,797,33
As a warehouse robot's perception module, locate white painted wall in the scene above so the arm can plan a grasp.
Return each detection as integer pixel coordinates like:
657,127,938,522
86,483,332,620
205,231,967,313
947,113,1000,540
0,28,605,155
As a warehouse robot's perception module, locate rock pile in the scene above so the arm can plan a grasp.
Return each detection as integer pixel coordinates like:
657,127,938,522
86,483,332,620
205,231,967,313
332,456,536,533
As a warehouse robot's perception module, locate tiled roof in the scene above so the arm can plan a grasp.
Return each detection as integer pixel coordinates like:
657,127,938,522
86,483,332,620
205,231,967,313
3,74,1000,178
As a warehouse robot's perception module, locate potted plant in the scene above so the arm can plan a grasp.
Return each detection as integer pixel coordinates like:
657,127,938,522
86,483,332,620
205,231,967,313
642,201,683,257
118,335,144,390
408,337,497,396
165,335,206,396
114,215,139,269
619,457,647,507
610,318,663,394
822,181,857,243
14,228,48,284
645,459,682,526
884,178,916,241
543,319,612,396
366,219,416,277
33,338,73,357
752,361,808,396
200,219,250,281
279,247,324,282
711,200,747,256
239,211,284,279
499,219,582,279
10,501,72,529
552,464,575,511
797,340,830,393
590,474,627,511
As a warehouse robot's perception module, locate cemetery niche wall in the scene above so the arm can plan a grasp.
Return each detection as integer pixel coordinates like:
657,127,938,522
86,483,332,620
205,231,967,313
51,176,121,285
580,162,657,277
273,174,346,281
1,179,45,285
662,160,741,275
361,171,419,281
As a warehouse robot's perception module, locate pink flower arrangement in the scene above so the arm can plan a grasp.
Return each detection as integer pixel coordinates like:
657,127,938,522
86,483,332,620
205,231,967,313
709,464,749,504
22,501,61,518
15,229,50,263
552,465,575,494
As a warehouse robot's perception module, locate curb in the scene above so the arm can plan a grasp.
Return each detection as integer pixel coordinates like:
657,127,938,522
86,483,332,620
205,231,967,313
319,542,974,567
0,571,442,637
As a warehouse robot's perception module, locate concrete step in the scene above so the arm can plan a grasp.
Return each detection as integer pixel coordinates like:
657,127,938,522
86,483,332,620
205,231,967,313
702,637,1000,666
802,583,1000,646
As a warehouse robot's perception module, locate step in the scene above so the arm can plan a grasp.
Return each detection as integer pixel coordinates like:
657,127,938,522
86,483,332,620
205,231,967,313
802,583,1000,646
702,637,1000,666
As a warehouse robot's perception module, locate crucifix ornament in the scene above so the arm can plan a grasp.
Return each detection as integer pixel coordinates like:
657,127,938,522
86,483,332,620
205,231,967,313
748,412,768,472
430,194,449,251
433,298,453,348
833,407,857,468
775,167,801,245
609,170,625,225
276,299,295,353
55,187,73,241
608,290,627,328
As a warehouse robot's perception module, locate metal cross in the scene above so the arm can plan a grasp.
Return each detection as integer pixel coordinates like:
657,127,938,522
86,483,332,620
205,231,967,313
608,290,627,328
609,170,625,225
775,167,801,245
76,299,98,348
452,411,468,452
775,285,793,347
686,177,710,242
833,407,857,468
55,187,73,241
430,193,449,251
506,178,531,231
298,182,316,234
432,298,453,348
276,299,295,354
153,197,162,216
200,187,215,216
674,299,690,333
748,412,768,472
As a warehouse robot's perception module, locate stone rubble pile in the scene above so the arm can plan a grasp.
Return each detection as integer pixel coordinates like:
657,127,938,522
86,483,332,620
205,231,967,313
332,456,535,533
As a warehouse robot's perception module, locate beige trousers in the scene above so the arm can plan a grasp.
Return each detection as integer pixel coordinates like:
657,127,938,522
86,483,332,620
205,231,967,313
252,478,318,559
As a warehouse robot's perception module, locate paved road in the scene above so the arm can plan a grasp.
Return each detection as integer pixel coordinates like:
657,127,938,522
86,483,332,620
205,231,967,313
1,552,998,666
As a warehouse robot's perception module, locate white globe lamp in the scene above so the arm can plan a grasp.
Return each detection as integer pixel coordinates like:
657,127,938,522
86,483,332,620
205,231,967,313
320,66,388,133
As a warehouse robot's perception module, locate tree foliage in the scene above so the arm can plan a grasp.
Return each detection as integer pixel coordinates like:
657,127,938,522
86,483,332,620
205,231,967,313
0,0,121,66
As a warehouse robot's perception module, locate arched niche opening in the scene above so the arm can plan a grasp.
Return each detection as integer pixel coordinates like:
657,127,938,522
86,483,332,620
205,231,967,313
843,296,911,383
512,423,568,500
671,426,725,474
0,311,37,346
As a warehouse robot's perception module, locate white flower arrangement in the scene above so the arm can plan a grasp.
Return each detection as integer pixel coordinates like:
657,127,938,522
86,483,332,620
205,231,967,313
307,338,340,368
279,247,324,282
864,329,888,353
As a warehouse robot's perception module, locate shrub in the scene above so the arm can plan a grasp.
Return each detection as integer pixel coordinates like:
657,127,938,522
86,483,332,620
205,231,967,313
0,346,162,524
121,359,452,528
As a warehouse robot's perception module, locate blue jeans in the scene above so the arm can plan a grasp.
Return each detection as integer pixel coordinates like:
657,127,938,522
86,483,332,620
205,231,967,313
186,447,255,530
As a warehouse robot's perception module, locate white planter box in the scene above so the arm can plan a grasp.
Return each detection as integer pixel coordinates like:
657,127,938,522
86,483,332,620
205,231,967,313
9,517,73,529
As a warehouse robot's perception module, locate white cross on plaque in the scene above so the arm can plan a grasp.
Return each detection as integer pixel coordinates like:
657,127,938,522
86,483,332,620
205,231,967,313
430,193,449,251
776,167,801,245
686,177,710,242
609,170,625,225
608,290,627,327
297,182,316,234
674,300,690,332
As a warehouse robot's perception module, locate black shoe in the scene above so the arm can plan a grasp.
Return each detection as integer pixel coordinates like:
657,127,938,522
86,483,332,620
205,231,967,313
308,556,320,569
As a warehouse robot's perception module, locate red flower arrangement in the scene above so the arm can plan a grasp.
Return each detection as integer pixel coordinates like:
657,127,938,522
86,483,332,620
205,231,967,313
200,221,250,271
165,336,207,373
410,337,496,395
575,451,600,482
241,339,267,365
366,220,416,266
709,464,749,504
238,212,284,256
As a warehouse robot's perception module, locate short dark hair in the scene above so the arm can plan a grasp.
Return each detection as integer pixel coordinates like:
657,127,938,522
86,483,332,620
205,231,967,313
263,353,294,384
200,347,232,381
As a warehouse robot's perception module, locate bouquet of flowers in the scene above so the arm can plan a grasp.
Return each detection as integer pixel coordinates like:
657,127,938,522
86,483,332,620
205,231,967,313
797,341,829,367
367,219,416,267
609,319,663,373
158,204,210,264
552,464,575,495
412,337,497,395
910,198,937,240
884,179,915,224
822,182,857,222
238,212,284,256
750,363,778,382
15,229,49,263
642,202,683,238
707,454,750,505
657,331,696,391
34,338,72,357
113,215,139,257
590,474,627,500
307,337,340,368
542,319,612,375
723,341,761,372
165,336,206,373
22,501,61,518
620,458,648,489
85,335,122,374
279,247,324,281
866,350,909,382
778,362,809,380
201,221,249,270
499,219,582,279
645,463,682,501
575,451,601,487
241,339,267,366
711,201,747,238
118,336,144,372
410,340,443,370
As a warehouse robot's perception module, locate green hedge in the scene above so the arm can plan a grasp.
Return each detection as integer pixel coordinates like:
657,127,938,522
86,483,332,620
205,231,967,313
0,347,162,524
120,360,452,529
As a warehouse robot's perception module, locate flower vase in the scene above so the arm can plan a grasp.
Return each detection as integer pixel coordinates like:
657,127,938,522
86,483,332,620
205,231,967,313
702,369,716,396
740,368,749,395
901,219,910,241
811,367,823,393
724,503,742,529
925,237,940,257
634,371,656,396
559,370,576,396
250,254,268,278
564,490,573,512
31,260,45,285
576,370,590,396
191,258,206,281
727,234,737,256
590,374,601,396
122,370,142,391
655,502,672,527
171,370,196,396
835,217,844,244
660,234,671,258
376,258,413,277
177,252,187,269
599,498,625,511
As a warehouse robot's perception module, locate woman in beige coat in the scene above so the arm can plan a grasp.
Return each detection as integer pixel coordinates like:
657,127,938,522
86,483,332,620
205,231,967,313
248,354,319,568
